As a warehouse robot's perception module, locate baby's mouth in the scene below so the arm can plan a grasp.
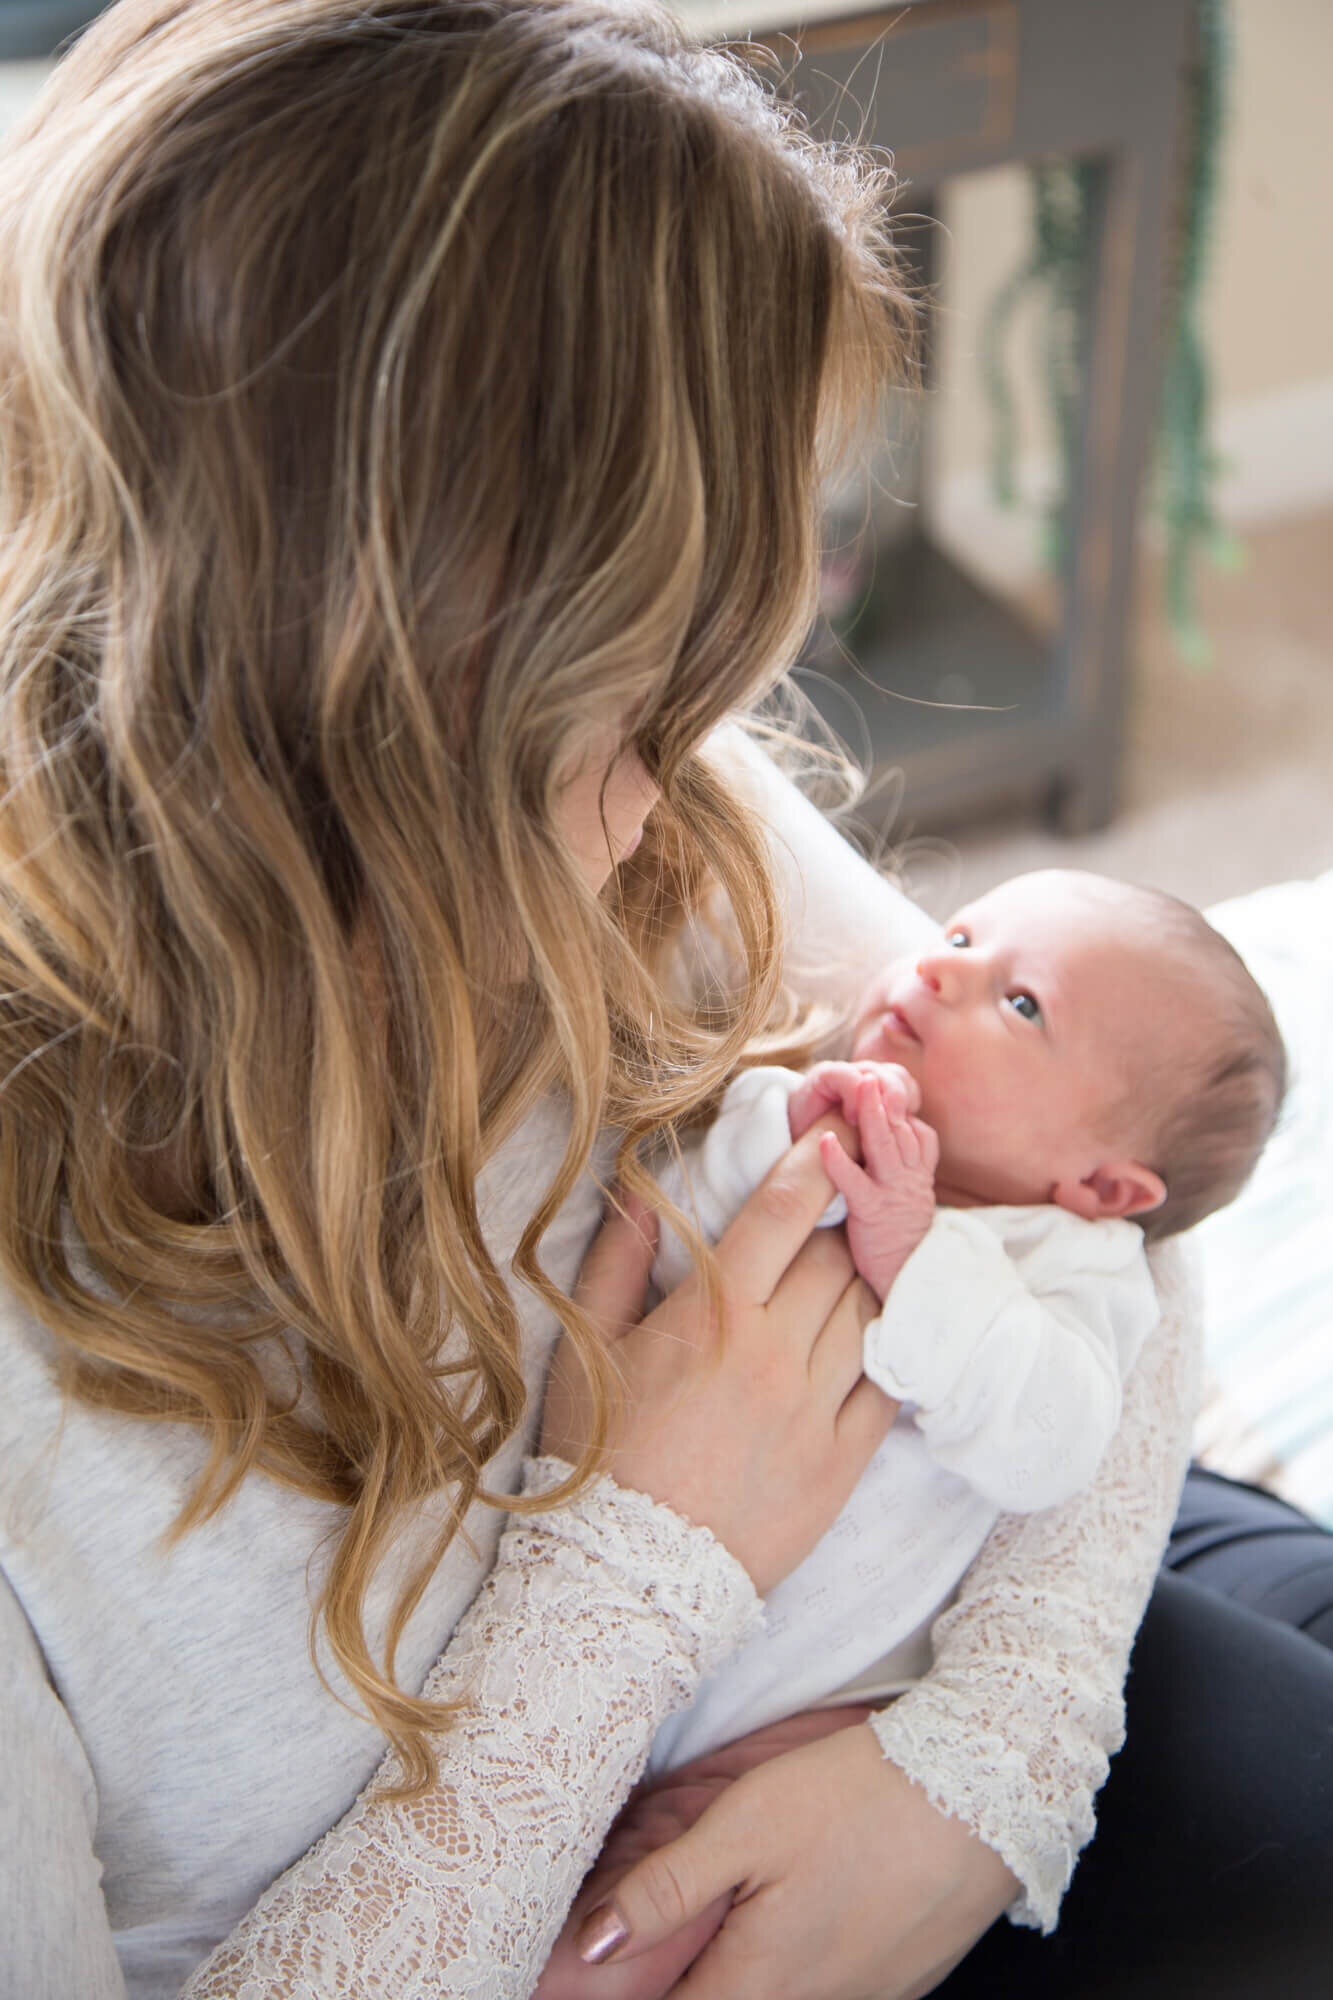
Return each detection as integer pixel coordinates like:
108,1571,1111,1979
882,1004,920,1044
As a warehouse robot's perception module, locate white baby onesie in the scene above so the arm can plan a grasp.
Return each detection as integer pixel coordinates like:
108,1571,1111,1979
646,1066,1161,1774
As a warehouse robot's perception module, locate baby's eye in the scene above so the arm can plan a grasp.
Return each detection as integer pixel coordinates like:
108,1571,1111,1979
1006,990,1042,1024
945,928,970,949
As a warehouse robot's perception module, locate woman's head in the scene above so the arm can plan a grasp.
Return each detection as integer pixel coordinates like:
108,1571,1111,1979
0,0,910,1784
7,0,903,849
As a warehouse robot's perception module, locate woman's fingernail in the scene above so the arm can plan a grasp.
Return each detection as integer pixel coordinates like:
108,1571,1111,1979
577,1903,630,1964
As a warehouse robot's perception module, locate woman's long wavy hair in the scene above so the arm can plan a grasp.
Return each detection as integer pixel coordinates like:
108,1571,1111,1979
0,0,912,1786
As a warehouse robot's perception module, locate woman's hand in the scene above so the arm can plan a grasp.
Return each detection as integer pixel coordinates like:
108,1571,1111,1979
534,1709,878,2000
542,1122,897,1595
566,1718,1020,2000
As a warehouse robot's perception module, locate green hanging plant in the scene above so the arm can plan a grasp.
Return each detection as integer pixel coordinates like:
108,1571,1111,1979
1157,0,1245,662
982,0,1238,665
980,160,1100,579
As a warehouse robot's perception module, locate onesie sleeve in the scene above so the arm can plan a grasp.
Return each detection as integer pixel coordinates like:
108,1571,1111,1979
862,1207,1161,1511
183,1460,761,1999
0,1567,129,2000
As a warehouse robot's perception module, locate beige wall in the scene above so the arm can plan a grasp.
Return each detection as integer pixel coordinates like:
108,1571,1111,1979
932,0,1333,507
1204,0,1333,405
0,60,49,134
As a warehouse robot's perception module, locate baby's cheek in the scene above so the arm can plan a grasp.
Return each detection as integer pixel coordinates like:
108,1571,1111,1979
851,972,894,1034
853,1014,907,1068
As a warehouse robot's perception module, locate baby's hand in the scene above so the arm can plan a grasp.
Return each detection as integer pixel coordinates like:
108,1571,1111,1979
787,1059,920,1141
817,1072,939,1301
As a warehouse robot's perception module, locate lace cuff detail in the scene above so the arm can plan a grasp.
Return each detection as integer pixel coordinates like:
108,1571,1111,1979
515,1456,764,1682
184,1464,760,1998
869,1240,1202,1934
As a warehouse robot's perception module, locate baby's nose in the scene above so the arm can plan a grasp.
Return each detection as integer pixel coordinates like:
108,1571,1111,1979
916,949,970,1000
916,952,951,995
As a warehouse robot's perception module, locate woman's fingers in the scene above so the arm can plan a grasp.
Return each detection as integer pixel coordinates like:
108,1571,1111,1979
765,1217,859,1339
780,1246,874,1394
714,1121,853,1307
573,1190,660,1339
539,1844,731,2000
797,1253,897,1444
564,1123,895,1592
836,1371,899,1456
542,1192,659,1461
558,1710,879,1996
817,1128,872,1208
575,1806,744,1974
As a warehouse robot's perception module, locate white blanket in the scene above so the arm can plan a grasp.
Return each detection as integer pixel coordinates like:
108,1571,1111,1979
1195,869,1333,1525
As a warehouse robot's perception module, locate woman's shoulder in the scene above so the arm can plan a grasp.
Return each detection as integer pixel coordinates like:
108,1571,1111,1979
0,1273,70,1458
0,1258,264,1587
705,725,942,1000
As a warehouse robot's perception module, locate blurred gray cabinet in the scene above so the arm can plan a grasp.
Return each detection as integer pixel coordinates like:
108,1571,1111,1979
776,0,1196,833
0,2,104,59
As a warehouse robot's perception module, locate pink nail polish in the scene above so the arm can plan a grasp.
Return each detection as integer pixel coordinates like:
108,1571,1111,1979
577,1904,630,1965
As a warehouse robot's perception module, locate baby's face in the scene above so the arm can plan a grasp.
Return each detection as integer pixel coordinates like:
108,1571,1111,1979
850,872,1172,1208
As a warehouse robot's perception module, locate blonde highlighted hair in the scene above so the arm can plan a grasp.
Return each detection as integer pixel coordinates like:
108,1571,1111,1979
0,0,912,1785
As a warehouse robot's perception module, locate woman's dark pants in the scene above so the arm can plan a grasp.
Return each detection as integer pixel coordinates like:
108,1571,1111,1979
934,1467,1333,1999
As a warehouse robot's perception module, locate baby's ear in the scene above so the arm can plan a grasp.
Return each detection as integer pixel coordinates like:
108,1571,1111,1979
1054,1160,1167,1223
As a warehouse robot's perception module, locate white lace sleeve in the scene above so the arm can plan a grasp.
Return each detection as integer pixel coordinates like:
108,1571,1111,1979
183,1458,762,1999
868,1237,1204,1934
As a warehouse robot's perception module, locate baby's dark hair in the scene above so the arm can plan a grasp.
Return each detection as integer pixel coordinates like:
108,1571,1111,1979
1125,891,1286,1242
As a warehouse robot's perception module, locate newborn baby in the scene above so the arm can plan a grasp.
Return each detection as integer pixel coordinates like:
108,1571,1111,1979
534,866,1286,1998
646,868,1286,1771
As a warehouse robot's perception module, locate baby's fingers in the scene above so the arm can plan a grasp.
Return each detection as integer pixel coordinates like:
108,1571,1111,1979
858,1079,921,1177
915,1116,941,1176
877,1063,921,1117
817,1062,876,1126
